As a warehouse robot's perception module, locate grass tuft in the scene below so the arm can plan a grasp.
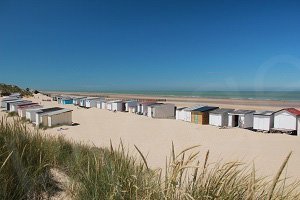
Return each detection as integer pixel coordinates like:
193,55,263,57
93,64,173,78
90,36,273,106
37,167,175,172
0,118,300,199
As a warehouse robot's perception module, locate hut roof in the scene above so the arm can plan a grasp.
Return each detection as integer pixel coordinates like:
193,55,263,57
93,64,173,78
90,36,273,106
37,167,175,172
210,108,235,114
254,110,274,116
191,106,219,112
176,107,188,111
275,108,300,116
43,108,72,116
183,105,206,112
229,110,255,115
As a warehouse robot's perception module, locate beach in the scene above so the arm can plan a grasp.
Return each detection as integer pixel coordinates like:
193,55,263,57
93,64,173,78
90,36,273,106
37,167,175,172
2,93,300,181
45,91,300,110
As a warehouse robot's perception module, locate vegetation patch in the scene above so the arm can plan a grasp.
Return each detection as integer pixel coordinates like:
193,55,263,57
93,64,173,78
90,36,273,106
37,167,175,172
0,83,33,97
0,118,299,199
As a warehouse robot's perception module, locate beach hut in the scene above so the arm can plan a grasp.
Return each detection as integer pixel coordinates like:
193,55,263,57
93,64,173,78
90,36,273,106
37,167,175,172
101,101,107,109
136,102,157,115
191,106,219,124
176,105,206,122
147,103,176,119
125,100,138,112
128,105,137,113
4,99,30,111
209,108,235,127
61,97,74,105
1,97,21,108
37,108,73,127
228,110,255,129
9,93,21,98
85,97,103,108
110,100,125,112
52,95,58,101
26,108,44,122
175,107,187,120
253,111,275,132
9,101,34,113
18,104,42,118
96,99,106,109
57,96,64,104
272,108,300,135
73,97,86,106
33,107,64,125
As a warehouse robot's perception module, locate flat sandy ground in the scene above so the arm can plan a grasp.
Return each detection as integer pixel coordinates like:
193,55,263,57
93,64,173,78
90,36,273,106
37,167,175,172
2,94,300,181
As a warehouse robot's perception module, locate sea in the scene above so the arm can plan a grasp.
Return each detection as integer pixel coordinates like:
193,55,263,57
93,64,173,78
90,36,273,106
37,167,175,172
63,90,300,102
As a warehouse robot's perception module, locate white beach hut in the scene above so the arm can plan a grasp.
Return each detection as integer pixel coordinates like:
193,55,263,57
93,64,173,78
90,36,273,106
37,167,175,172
125,100,138,112
96,99,106,109
147,103,175,119
9,93,22,98
209,108,234,127
79,98,87,107
73,97,86,106
253,111,275,132
175,107,187,120
9,101,33,112
37,108,73,127
176,105,205,122
35,107,65,125
2,99,25,111
85,97,103,108
128,106,137,113
272,108,300,135
112,100,125,112
136,102,157,115
101,101,107,109
26,108,43,122
1,97,19,108
228,110,255,129
18,104,43,118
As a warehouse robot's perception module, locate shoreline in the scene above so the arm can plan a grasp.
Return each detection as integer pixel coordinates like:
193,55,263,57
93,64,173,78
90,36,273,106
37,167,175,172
43,91,300,110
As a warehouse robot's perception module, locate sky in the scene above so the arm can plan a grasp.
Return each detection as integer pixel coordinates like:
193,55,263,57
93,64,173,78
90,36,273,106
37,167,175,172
0,0,300,91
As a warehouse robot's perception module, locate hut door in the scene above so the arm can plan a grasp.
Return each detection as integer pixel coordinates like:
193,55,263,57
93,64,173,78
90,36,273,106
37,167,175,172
233,115,239,127
195,115,198,123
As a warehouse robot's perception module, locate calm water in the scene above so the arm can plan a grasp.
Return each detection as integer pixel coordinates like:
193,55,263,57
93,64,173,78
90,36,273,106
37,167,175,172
69,90,300,102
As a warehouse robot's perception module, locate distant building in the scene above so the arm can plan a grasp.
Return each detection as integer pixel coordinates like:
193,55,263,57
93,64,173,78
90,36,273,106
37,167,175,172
253,111,275,132
124,100,138,112
96,99,106,109
26,107,64,124
9,93,22,98
106,100,125,112
18,104,43,118
272,108,300,135
61,97,74,105
191,106,219,125
147,103,175,119
1,97,20,108
136,102,157,115
175,107,187,121
85,97,103,108
37,108,73,127
228,110,255,129
9,101,34,113
175,105,205,122
209,108,235,127
3,99,31,111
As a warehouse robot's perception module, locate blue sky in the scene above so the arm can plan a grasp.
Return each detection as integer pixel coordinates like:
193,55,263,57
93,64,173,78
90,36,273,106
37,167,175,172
0,0,300,91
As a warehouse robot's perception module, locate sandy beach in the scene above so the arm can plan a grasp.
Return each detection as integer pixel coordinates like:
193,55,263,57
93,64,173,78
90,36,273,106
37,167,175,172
45,91,300,111
2,93,300,181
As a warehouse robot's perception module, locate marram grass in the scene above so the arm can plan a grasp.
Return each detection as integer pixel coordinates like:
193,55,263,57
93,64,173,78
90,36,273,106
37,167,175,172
0,118,300,199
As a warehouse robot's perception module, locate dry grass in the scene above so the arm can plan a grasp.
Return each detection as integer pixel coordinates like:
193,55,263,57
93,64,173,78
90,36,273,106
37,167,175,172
0,118,300,199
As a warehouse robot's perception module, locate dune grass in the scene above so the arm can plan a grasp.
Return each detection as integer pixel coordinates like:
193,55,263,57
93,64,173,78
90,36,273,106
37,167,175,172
0,118,300,199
